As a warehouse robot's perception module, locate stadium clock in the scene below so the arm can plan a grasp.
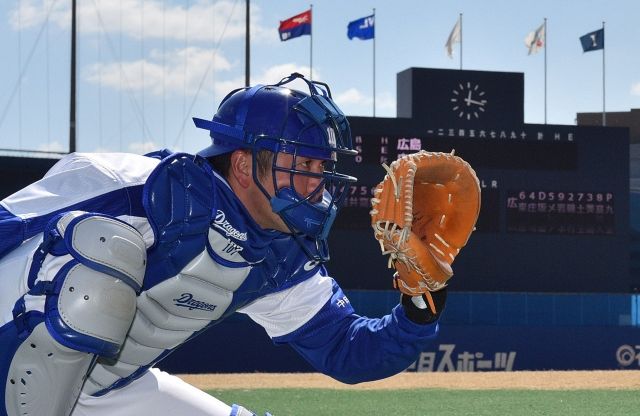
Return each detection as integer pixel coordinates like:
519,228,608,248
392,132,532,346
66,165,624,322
450,81,487,120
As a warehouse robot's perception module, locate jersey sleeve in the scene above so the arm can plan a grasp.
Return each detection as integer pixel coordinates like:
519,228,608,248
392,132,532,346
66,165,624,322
238,273,439,384
2,153,157,215
0,153,159,253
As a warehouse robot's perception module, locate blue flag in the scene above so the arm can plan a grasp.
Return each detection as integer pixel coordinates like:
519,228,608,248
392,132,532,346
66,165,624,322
347,15,375,40
580,28,604,52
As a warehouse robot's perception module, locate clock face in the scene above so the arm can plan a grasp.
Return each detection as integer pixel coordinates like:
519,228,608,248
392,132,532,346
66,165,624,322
450,82,487,120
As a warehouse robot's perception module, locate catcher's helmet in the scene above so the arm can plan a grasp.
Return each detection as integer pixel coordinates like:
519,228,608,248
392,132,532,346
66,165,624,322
193,73,358,262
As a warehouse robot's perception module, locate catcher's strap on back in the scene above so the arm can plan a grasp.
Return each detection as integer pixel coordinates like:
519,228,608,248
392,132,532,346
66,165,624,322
370,150,480,311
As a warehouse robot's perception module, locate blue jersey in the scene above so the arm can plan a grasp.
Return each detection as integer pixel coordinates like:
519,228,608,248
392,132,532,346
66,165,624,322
0,151,439,396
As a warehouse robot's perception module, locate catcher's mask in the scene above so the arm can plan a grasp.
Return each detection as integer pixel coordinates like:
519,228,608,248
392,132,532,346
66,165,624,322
193,73,358,262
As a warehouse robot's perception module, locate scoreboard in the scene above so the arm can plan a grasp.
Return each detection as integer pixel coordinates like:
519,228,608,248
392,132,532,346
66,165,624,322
328,68,631,293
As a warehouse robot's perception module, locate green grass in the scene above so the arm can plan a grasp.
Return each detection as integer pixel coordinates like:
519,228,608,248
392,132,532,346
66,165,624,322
208,388,640,416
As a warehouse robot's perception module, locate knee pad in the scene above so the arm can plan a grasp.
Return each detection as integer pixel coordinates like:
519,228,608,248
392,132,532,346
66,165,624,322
2,212,147,416
4,323,95,416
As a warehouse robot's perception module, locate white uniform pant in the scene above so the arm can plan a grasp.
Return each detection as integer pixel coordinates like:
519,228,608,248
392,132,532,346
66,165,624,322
72,369,232,416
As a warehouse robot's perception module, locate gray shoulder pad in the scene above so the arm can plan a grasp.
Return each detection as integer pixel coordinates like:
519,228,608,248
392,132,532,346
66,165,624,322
57,211,147,291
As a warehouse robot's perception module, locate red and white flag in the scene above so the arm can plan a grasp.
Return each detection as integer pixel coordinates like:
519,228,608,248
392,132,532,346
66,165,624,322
525,23,545,55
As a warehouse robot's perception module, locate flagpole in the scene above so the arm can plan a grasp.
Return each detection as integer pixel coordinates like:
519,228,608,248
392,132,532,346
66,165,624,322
69,0,76,152
602,20,606,126
373,8,376,117
245,0,250,87
459,13,463,70
309,4,313,79
544,17,547,124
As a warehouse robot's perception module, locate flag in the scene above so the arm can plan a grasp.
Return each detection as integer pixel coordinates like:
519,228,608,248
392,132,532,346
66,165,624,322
580,28,604,52
445,17,461,58
278,9,312,42
347,14,375,40
524,23,545,55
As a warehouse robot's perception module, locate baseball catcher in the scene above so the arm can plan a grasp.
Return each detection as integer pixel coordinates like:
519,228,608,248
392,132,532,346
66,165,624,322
0,73,473,416
371,150,481,318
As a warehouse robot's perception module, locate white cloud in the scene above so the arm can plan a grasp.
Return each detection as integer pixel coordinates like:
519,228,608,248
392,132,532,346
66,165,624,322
127,140,159,154
84,46,232,95
10,0,271,44
631,83,640,96
333,88,395,116
36,140,66,152
211,63,313,99
92,145,115,153
252,64,317,95
335,88,370,107
254,64,315,85
9,0,66,29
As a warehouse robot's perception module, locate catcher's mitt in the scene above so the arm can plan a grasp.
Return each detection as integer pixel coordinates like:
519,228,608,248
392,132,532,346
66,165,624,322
370,150,480,309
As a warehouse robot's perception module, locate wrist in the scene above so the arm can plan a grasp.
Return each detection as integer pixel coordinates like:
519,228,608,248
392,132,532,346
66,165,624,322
401,288,447,325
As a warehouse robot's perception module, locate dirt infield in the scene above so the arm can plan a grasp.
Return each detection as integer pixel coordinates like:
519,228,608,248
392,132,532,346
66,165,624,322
178,371,640,390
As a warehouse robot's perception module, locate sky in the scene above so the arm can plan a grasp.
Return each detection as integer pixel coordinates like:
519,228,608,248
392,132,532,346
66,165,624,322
0,0,639,156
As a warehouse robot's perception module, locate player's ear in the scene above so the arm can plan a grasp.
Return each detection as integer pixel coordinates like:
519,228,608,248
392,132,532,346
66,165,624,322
230,150,252,188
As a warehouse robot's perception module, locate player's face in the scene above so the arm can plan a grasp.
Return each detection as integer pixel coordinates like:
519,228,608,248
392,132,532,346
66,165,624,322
273,153,326,203
255,152,326,233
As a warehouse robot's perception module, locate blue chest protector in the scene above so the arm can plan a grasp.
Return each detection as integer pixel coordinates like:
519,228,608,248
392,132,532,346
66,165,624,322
141,151,321,314
141,152,217,289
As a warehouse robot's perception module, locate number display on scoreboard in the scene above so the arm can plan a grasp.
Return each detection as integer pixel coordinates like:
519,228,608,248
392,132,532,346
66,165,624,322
506,190,615,235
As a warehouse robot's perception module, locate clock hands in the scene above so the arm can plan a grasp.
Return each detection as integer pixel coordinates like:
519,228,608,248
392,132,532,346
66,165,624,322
465,98,486,107
464,90,486,106
451,83,487,120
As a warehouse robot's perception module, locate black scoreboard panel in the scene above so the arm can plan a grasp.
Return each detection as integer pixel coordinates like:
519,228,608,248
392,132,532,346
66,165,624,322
0,156,58,198
328,116,632,293
397,68,524,126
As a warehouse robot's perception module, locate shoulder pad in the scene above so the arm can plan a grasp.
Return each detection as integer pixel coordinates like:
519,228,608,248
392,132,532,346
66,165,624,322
143,153,216,288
